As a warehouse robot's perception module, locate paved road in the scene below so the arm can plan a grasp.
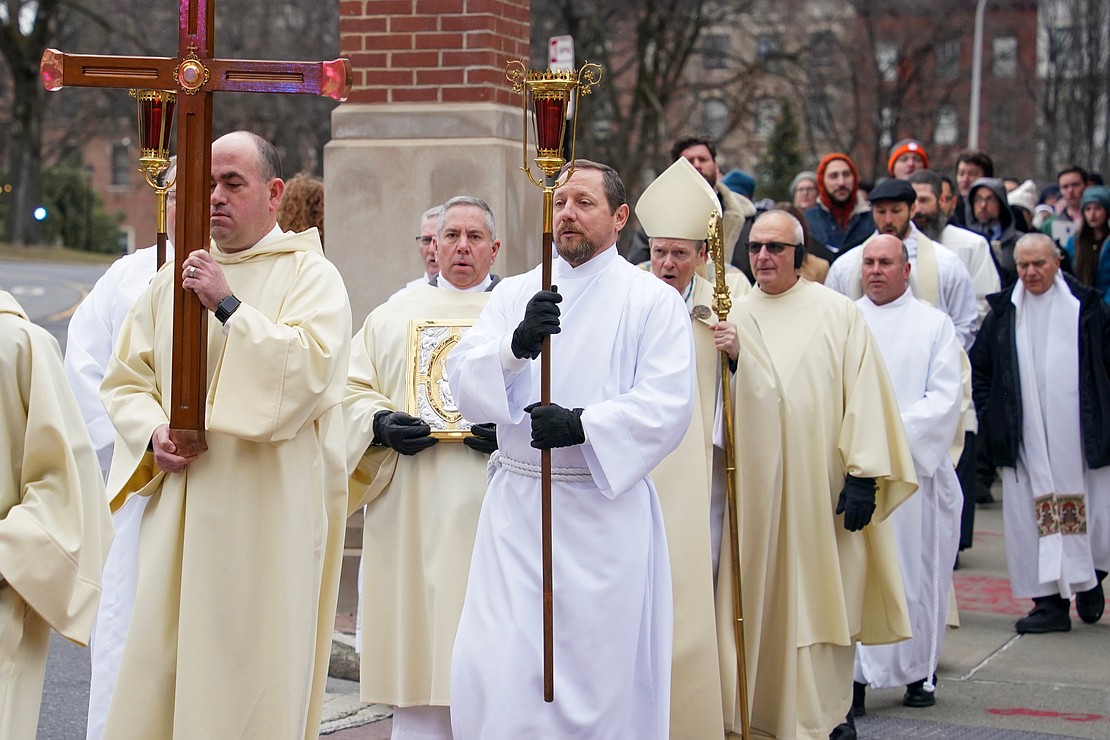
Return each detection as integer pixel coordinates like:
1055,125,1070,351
0,258,109,349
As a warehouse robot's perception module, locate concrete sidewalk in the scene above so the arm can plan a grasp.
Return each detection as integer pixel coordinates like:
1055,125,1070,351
320,491,1110,738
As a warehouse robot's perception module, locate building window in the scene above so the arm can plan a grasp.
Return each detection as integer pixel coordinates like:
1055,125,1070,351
110,143,131,187
936,39,959,79
934,107,958,145
756,33,783,74
703,33,729,71
1048,26,1075,62
879,106,894,149
992,35,1017,77
805,93,832,134
703,97,730,140
992,106,1014,142
876,42,899,82
809,30,836,69
755,97,780,138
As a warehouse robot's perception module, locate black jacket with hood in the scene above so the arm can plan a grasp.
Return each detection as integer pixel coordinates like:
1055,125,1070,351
965,177,1023,287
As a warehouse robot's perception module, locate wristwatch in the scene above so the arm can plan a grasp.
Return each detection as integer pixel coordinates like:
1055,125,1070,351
215,294,241,324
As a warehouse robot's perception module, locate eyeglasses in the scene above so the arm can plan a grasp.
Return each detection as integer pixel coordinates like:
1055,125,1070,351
746,241,800,254
972,195,997,206
414,236,434,246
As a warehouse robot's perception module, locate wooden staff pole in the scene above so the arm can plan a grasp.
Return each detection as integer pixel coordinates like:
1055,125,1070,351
709,213,751,740
506,59,601,704
541,182,555,703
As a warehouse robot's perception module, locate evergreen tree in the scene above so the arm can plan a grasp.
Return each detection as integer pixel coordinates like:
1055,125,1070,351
756,101,804,202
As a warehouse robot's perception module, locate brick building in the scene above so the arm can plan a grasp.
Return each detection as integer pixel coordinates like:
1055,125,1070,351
692,0,1040,185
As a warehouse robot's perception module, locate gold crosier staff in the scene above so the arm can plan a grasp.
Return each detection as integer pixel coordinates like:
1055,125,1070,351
708,212,751,739
131,89,177,269
506,59,602,703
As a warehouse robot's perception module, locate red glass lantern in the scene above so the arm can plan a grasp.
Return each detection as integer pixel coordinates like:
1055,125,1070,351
507,61,602,183
133,89,176,181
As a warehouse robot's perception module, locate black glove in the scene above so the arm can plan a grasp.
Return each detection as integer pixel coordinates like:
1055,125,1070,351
524,402,585,449
511,288,562,360
464,423,498,454
372,410,438,456
836,474,877,532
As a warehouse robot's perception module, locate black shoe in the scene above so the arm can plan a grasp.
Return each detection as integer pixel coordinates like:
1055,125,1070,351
1015,601,1071,633
1076,580,1105,624
829,710,856,740
903,678,936,707
852,680,867,717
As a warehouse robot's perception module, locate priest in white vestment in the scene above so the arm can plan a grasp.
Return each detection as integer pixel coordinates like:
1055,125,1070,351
824,178,978,351
0,290,113,739
100,132,351,739
64,167,176,740
731,210,917,740
852,236,964,711
448,160,695,739
636,157,778,739
971,233,1110,633
346,196,503,739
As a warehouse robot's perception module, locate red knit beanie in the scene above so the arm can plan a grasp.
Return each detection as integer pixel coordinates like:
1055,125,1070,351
817,153,860,230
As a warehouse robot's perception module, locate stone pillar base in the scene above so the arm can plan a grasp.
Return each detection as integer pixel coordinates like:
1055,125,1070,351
325,102,542,324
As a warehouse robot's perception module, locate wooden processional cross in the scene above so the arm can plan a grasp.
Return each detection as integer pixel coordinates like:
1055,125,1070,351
41,0,352,455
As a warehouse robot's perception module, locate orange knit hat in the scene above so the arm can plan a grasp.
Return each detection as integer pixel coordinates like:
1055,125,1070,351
887,139,929,175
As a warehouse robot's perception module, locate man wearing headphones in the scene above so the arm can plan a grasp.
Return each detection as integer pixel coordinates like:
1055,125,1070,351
735,209,918,740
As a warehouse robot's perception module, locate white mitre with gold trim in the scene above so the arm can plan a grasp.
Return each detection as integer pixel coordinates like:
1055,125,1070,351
635,156,722,241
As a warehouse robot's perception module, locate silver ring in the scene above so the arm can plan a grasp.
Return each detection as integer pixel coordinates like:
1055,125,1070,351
189,266,197,277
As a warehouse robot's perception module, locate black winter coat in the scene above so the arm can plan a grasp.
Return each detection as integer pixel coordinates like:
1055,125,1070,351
970,273,1110,469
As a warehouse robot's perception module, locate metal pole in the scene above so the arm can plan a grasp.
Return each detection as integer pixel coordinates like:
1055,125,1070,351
968,0,988,149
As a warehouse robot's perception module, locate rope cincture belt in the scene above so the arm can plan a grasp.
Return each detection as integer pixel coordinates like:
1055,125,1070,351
489,451,593,482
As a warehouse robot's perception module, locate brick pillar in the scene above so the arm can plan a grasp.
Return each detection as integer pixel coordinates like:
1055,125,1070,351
327,0,538,324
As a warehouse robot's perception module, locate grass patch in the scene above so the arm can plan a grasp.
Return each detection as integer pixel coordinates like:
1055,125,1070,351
0,243,118,265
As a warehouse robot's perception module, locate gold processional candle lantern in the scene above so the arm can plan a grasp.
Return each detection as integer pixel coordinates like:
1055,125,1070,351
131,89,177,267
507,60,602,186
504,58,601,705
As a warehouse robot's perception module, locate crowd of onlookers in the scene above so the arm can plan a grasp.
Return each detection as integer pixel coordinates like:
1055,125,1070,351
668,138,1109,301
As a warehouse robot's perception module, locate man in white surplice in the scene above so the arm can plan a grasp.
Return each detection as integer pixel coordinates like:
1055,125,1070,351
971,233,1110,633
448,160,696,739
824,178,978,352
852,235,964,713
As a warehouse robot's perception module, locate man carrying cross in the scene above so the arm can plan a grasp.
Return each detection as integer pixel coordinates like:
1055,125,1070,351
100,130,351,738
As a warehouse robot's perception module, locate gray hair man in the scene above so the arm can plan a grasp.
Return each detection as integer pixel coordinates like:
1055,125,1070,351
971,233,1110,634
346,194,503,738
